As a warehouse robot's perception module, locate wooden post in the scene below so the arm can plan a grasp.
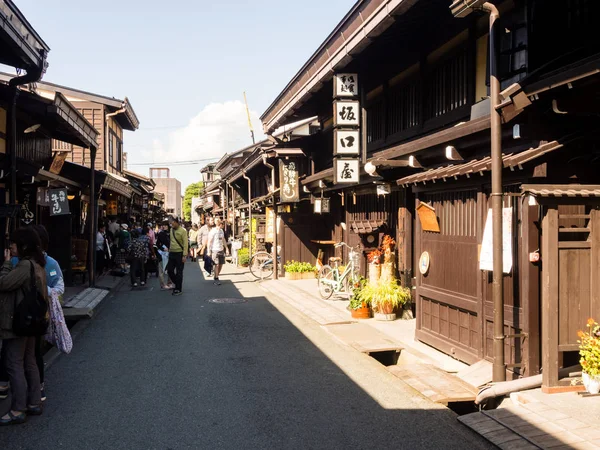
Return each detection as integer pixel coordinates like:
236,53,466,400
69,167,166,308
521,203,541,376
591,209,600,320
541,205,559,392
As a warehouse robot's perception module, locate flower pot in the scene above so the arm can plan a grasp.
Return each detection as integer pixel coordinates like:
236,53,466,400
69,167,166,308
583,372,600,394
285,272,301,281
368,264,381,284
351,304,372,319
301,272,316,280
374,312,397,321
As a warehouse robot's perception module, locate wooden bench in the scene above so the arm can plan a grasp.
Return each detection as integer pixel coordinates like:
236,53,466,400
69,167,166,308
63,288,109,320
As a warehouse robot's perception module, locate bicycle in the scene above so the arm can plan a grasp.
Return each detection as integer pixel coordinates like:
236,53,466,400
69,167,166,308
249,250,281,279
317,242,360,299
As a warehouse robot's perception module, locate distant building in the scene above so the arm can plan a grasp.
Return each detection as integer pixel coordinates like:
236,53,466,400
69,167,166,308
150,168,182,219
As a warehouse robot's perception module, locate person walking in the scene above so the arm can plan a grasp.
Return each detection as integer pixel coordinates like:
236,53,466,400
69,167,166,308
207,217,228,286
114,223,131,274
188,224,199,262
0,227,48,425
96,223,108,276
167,218,188,296
155,222,174,291
128,229,150,287
198,217,214,277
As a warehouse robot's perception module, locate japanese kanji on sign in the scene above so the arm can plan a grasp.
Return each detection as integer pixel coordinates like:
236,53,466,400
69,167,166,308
49,188,70,216
334,129,360,155
279,160,300,203
333,73,358,97
333,100,360,127
333,158,360,184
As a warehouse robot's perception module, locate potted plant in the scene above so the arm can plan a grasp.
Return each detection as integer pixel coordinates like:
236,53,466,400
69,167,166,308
364,279,411,321
237,248,250,267
348,277,371,319
284,260,302,280
578,318,600,394
367,248,382,284
284,261,317,280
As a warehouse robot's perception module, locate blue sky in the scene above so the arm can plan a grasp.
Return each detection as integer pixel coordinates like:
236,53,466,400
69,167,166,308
13,0,354,188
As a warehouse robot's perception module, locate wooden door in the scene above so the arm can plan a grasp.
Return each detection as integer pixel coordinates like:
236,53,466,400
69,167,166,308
415,190,483,364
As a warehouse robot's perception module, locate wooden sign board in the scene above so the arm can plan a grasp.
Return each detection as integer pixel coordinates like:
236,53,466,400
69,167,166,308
49,151,69,175
416,202,440,233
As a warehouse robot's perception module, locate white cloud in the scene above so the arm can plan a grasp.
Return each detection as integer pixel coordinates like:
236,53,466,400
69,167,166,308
142,101,264,190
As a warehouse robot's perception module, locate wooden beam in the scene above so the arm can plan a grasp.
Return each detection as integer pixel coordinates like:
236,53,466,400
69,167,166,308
372,116,490,160
541,206,559,392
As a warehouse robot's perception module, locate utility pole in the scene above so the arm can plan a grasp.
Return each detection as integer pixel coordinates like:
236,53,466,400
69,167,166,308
244,92,255,145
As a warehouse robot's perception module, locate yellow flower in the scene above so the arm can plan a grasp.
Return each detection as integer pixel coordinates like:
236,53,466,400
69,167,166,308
588,318,596,327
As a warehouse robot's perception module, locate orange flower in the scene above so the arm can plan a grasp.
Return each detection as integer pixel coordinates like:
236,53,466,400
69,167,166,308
588,318,596,327
578,330,586,339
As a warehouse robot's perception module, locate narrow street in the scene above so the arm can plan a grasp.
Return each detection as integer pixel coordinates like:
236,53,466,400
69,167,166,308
1,261,490,450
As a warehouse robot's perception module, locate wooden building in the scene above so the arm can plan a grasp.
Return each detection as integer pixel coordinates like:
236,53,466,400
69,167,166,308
255,0,600,389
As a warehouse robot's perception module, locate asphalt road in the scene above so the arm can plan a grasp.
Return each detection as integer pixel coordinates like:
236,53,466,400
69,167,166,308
0,261,493,450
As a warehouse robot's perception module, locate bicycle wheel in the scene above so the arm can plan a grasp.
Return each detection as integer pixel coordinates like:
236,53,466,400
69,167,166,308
249,252,273,279
318,265,335,299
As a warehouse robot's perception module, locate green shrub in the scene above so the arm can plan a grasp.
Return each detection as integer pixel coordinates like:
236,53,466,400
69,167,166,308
237,248,250,267
284,260,316,273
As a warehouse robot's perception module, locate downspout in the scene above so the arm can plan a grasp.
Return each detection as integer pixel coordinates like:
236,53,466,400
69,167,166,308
480,2,505,383
261,155,278,279
8,68,44,210
242,172,252,259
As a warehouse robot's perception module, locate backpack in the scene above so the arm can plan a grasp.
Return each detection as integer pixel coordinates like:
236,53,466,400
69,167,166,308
13,261,49,336
119,231,131,250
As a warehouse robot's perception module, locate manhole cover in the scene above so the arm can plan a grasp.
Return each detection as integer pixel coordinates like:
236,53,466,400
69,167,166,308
208,298,247,304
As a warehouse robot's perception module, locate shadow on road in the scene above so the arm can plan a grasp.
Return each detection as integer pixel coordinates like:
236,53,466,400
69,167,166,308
0,262,497,450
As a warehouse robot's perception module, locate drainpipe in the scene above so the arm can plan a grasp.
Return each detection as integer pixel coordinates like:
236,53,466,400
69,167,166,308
242,172,252,258
261,155,278,279
8,68,44,210
451,1,504,382
483,2,505,383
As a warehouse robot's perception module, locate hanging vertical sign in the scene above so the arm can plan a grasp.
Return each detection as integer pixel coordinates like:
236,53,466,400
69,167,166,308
333,100,360,127
49,188,70,216
334,158,360,184
334,73,358,97
279,160,299,203
333,73,360,186
334,129,360,155
265,207,275,242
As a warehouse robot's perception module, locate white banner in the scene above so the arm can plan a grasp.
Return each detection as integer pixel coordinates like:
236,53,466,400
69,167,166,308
479,207,513,274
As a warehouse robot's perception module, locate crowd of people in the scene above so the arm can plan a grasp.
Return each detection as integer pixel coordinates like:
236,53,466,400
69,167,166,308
0,215,233,425
96,216,231,293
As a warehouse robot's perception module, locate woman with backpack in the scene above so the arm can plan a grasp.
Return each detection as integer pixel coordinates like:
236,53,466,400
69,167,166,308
0,227,48,425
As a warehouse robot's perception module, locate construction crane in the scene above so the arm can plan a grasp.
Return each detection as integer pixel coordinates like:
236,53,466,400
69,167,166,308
243,91,255,145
